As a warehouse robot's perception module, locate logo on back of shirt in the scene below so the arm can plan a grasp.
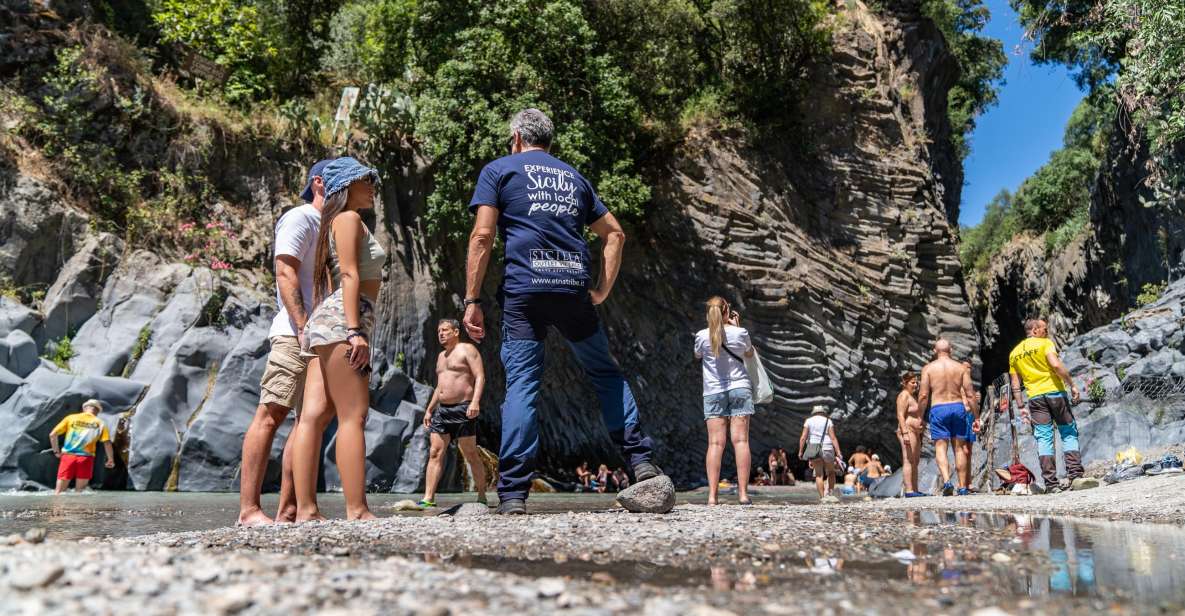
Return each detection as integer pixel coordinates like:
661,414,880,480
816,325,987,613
530,249,584,272
524,164,580,218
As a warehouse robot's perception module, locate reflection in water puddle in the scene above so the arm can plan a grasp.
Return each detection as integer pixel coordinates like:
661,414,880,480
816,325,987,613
900,510,1185,603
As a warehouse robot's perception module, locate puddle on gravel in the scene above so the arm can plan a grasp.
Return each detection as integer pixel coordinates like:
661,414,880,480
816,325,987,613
409,510,1185,609
899,510,1185,603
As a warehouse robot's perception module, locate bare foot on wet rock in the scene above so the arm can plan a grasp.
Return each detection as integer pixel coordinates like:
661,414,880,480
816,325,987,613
347,510,377,521
295,512,328,523
237,508,274,527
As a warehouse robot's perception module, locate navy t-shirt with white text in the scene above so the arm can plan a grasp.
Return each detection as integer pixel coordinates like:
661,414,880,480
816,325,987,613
468,150,608,295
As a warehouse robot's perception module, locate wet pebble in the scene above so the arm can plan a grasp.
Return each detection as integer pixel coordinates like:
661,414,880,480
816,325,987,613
8,564,64,590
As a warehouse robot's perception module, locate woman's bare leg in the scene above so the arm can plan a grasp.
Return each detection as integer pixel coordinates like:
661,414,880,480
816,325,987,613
456,437,487,501
317,344,375,520
811,460,826,499
729,415,751,503
909,429,923,493
292,358,334,522
900,433,916,493
705,418,727,505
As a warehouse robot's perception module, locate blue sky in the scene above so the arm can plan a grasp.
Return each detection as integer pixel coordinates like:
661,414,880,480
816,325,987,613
957,0,1086,227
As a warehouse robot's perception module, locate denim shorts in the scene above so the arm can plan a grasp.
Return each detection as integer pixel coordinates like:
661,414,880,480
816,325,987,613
703,387,754,420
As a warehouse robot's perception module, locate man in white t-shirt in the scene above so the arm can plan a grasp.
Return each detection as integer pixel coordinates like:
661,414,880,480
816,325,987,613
237,158,332,526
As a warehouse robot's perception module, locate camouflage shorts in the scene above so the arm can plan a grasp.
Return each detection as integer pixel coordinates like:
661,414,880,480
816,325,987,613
301,288,376,357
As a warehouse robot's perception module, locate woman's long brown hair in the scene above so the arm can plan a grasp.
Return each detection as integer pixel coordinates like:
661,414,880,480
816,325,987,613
706,296,729,356
312,190,350,304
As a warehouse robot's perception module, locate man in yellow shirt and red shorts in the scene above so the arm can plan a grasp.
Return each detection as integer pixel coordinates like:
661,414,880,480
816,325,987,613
49,399,115,493
1008,319,1083,493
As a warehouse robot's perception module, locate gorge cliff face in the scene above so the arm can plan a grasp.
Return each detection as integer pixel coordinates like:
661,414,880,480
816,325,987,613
372,2,978,480
0,1,976,488
969,99,1185,380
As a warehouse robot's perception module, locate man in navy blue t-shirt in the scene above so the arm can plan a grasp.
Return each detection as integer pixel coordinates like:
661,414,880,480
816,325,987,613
463,108,662,514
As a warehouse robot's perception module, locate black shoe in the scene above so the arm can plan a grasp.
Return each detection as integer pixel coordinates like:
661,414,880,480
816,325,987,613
496,498,526,515
633,462,664,482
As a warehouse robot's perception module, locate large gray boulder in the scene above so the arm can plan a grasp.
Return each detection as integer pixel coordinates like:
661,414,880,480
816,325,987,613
0,366,144,490
0,175,87,288
176,316,276,491
35,232,122,344
0,365,22,404
70,251,191,378
615,475,676,513
0,298,38,337
124,276,274,491
0,330,39,378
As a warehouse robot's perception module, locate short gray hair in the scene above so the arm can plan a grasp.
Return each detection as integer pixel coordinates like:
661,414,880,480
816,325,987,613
510,108,554,148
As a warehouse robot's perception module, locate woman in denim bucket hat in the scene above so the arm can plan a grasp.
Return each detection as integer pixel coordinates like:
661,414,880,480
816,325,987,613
289,156,385,521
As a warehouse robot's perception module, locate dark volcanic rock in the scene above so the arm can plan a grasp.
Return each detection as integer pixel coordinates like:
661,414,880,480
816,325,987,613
616,475,676,513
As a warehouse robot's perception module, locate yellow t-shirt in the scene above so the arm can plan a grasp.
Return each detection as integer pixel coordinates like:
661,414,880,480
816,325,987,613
50,413,110,456
1008,337,1066,397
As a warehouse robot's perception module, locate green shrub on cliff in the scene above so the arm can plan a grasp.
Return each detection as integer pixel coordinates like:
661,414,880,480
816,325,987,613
959,94,1113,273
1013,0,1185,162
318,0,832,237
923,0,1007,158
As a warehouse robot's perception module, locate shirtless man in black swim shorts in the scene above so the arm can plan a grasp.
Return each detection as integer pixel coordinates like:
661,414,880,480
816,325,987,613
420,318,488,508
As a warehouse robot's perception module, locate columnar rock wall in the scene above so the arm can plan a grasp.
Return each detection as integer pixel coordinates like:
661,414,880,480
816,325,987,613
367,2,979,480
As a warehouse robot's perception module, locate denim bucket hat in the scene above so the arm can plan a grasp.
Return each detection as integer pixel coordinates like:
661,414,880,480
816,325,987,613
322,157,380,200
300,158,336,203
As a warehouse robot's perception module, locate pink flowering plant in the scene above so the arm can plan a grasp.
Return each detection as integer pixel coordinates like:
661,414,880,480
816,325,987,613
176,219,237,272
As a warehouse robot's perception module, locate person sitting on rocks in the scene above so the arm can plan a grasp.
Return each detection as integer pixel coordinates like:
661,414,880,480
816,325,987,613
1008,318,1083,493
848,446,871,491
918,338,977,496
840,469,858,496
462,108,663,515
612,467,630,491
799,405,842,502
50,399,114,494
575,462,593,491
420,318,488,509
776,448,794,485
595,464,611,494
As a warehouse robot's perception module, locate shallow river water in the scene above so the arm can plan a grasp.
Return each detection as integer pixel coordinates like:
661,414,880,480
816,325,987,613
0,488,816,539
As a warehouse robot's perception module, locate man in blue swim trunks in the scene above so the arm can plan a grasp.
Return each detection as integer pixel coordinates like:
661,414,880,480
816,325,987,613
918,339,978,496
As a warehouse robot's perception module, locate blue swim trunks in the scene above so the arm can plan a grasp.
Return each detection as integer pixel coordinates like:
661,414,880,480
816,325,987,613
930,402,970,441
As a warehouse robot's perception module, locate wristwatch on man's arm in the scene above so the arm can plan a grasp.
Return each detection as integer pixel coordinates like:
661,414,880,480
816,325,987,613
463,298,482,308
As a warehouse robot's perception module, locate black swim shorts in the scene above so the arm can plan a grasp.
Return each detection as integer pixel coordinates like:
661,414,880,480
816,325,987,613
429,401,478,439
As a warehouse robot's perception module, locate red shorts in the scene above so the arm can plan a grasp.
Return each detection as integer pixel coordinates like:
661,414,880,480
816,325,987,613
57,454,95,481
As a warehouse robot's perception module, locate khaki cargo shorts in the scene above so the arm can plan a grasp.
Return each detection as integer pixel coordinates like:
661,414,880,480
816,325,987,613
259,336,308,409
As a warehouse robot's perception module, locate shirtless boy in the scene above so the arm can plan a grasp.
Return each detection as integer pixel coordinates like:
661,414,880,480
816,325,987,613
896,372,925,497
918,339,977,496
420,319,488,507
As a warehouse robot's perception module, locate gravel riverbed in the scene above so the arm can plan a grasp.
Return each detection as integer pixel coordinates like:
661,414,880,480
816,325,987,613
2,500,1155,615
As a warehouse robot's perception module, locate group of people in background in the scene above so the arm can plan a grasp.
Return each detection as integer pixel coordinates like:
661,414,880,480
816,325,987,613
574,462,631,493
890,320,1084,498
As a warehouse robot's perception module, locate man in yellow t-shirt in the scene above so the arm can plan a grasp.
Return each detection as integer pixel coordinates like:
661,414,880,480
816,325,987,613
1008,318,1082,492
49,399,115,494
